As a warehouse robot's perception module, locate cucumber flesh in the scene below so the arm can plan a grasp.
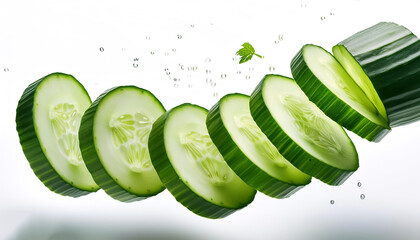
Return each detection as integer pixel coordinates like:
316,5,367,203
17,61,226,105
291,44,390,142
333,22,420,127
79,86,165,202
207,94,311,198
250,75,358,185
16,73,99,196
149,103,256,219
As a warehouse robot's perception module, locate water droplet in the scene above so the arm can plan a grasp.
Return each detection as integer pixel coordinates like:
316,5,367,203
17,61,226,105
4,68,9,72
330,12,335,16
133,58,139,62
146,36,151,40
192,66,197,71
246,75,251,80
330,200,335,205
121,47,126,51
321,16,326,20
249,67,254,72
206,78,212,84
174,83,179,88
177,34,182,39
164,52,169,56
164,68,169,72
150,51,155,55
187,66,192,71
357,182,362,187
236,70,241,74
205,57,211,63
99,47,104,52
133,63,138,68
211,82,216,87
221,74,227,79
269,66,275,72
232,57,237,61
187,84,193,88
278,34,284,41
191,24,195,28
301,3,307,8
360,194,365,200
213,92,218,97
173,78,180,82
172,48,176,52
274,40,280,44
206,69,211,74
166,72,171,75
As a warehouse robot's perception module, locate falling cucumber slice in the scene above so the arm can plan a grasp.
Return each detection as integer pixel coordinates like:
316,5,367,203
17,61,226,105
79,86,165,202
148,103,256,219
333,22,420,127
250,75,358,185
16,72,99,197
291,44,391,142
207,93,311,198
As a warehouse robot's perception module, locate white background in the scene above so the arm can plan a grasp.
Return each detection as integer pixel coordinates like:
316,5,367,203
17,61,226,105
1,0,420,239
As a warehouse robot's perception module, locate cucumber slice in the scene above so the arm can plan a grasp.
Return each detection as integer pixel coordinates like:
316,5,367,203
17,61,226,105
16,72,99,197
79,86,165,202
207,94,311,198
149,103,256,219
250,75,358,185
333,22,420,127
291,44,390,142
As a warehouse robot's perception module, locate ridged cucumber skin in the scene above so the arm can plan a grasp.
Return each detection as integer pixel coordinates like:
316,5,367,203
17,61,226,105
249,75,358,186
79,86,165,202
335,22,420,127
206,94,310,198
291,45,391,142
16,72,99,197
148,103,255,219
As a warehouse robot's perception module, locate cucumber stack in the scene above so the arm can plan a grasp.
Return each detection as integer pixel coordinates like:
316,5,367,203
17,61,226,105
15,22,420,218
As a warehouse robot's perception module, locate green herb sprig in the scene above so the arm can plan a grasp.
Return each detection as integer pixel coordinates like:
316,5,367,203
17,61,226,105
235,42,264,64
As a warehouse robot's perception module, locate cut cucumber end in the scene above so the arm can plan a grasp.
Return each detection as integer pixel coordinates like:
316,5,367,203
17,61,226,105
79,86,165,202
250,74,359,185
207,93,311,198
16,72,100,197
149,103,256,219
291,44,391,142
332,45,388,122
334,22,420,127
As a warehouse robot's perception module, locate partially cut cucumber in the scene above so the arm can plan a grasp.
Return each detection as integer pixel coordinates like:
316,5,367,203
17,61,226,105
291,44,390,142
207,94,311,198
16,72,99,197
250,74,358,185
79,86,165,202
333,22,420,127
148,103,256,219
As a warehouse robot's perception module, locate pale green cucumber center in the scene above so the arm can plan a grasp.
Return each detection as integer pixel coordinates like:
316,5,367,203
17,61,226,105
234,115,288,168
264,76,357,170
93,88,164,195
279,95,342,155
165,106,255,208
180,131,233,186
50,103,83,166
333,45,388,122
303,45,389,128
34,76,98,190
109,113,153,173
